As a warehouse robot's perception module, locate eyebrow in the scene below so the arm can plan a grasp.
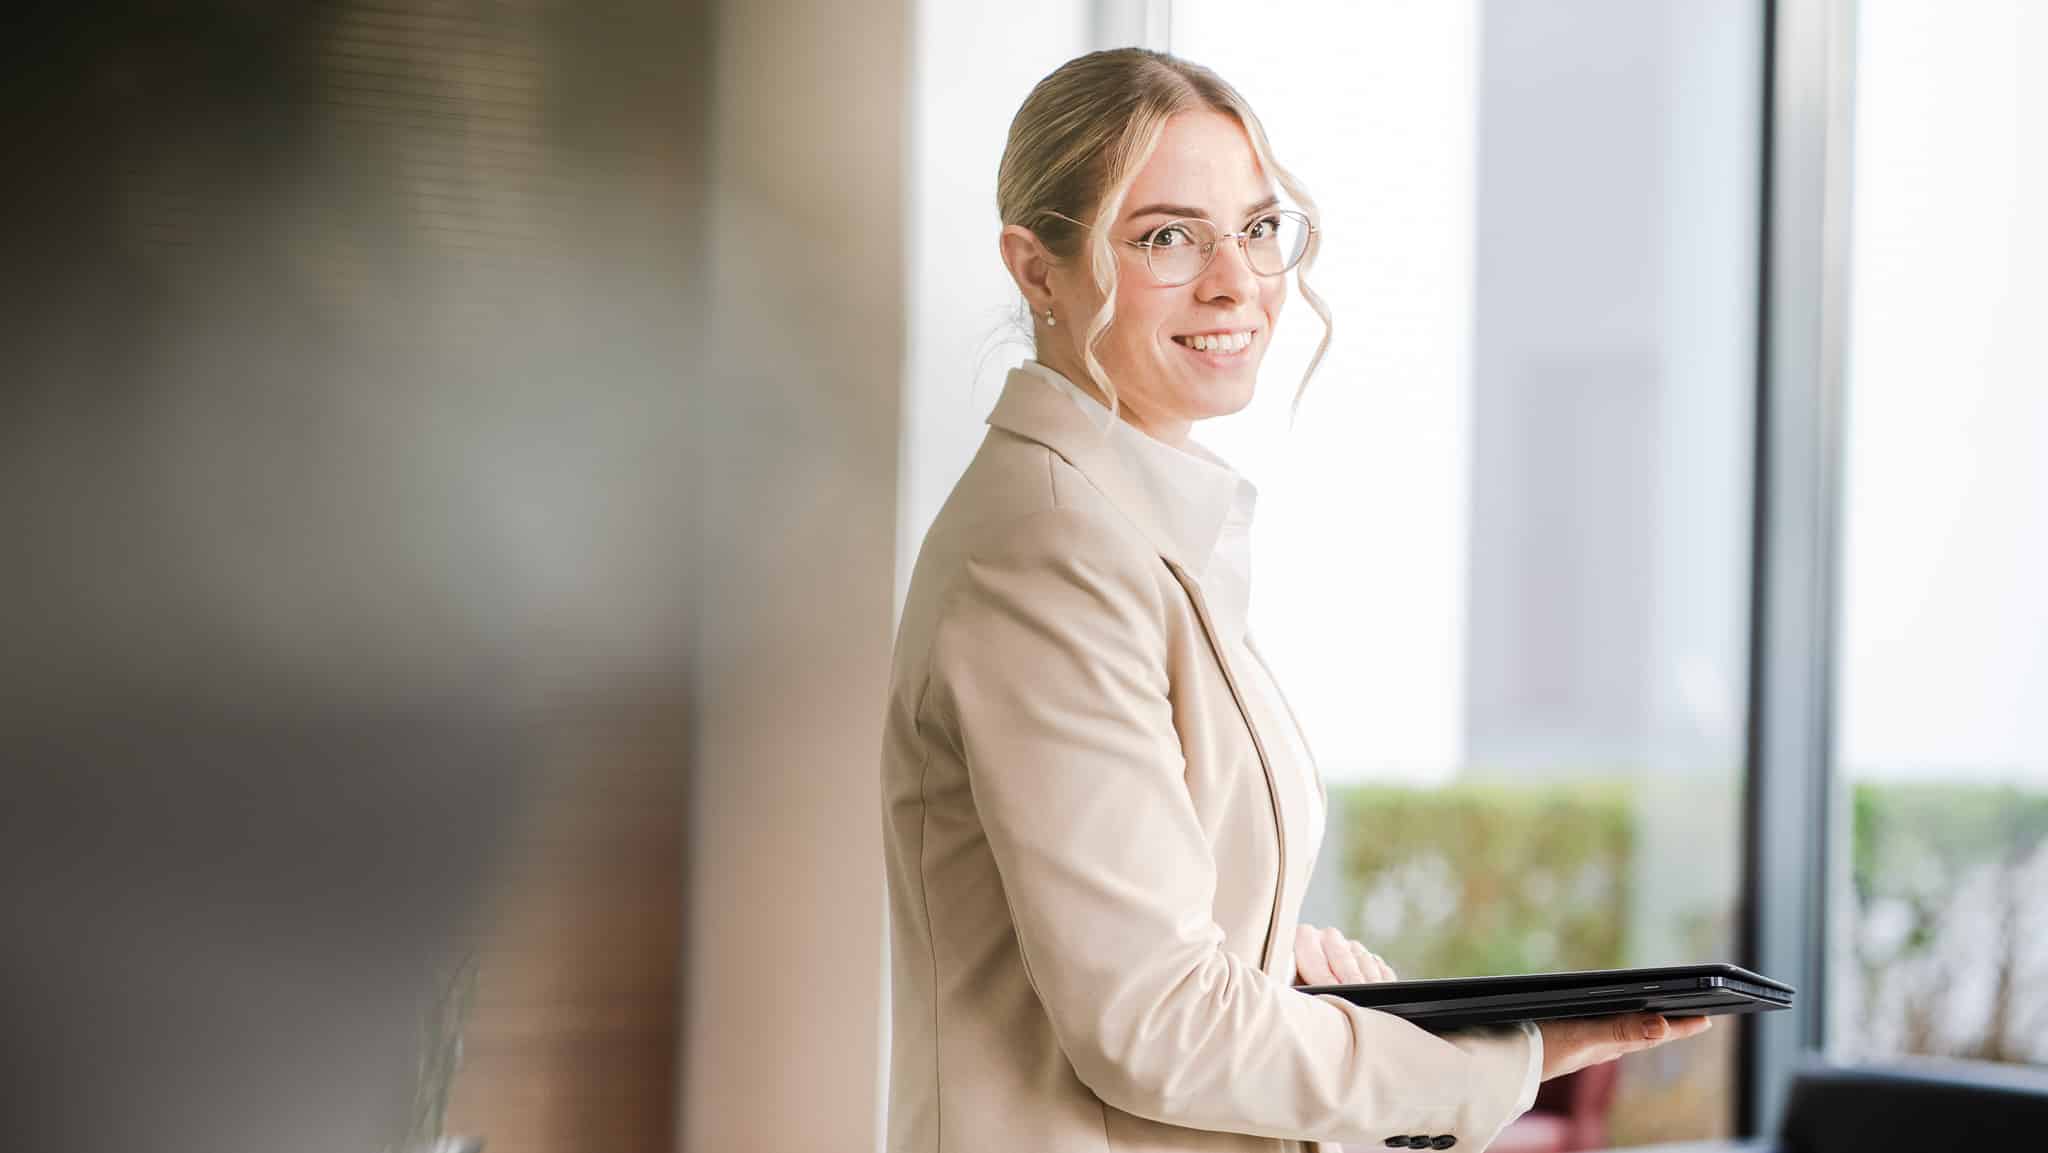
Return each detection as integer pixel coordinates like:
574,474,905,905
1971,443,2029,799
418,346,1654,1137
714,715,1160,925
1124,194,1281,222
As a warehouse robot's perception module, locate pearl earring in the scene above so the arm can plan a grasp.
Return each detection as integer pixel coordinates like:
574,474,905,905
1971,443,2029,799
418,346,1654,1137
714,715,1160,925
1044,308,1057,327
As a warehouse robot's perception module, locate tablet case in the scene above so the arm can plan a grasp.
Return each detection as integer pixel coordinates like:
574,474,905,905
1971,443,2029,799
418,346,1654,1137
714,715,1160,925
1301,962,1795,1032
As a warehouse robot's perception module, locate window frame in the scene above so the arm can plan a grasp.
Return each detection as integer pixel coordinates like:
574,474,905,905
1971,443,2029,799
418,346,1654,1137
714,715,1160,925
1739,0,1858,1134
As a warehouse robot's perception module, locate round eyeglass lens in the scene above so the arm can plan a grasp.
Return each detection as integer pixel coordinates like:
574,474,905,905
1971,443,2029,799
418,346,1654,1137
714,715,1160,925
1244,210,1311,276
1145,219,1218,285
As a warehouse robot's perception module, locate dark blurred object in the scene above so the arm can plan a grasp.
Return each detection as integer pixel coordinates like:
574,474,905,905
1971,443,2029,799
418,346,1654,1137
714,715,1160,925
1489,1064,1621,1153
1775,1063,2046,1153
2,1,707,1150
1605,1061,2048,1153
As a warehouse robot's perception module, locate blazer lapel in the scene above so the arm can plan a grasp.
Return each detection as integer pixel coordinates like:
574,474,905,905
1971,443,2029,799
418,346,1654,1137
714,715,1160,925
987,366,1293,973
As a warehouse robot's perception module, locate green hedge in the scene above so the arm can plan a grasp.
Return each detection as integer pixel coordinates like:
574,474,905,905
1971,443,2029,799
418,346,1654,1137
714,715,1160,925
1332,781,1635,978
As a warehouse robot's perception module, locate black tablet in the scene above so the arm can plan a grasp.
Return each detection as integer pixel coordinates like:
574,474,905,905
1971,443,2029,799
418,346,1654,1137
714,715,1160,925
1299,962,1794,1033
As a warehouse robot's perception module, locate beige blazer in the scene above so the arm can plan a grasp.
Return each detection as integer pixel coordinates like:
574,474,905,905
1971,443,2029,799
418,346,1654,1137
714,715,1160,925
881,368,1538,1153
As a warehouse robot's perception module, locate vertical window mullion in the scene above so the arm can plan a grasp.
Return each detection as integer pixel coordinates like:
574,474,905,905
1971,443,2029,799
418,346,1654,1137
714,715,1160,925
1742,0,1858,1136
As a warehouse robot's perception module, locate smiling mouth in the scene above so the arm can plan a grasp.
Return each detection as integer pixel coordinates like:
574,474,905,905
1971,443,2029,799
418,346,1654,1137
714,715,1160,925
1172,330,1256,354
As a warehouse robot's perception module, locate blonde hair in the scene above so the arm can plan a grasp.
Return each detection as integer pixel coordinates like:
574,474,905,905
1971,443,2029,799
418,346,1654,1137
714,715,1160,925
997,48,1332,419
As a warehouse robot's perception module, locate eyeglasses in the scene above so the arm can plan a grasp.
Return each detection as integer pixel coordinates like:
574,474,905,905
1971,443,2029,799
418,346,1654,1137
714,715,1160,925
1045,208,1317,286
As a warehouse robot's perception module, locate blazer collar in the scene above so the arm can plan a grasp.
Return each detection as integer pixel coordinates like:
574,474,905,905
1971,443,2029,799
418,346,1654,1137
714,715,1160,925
986,364,1246,571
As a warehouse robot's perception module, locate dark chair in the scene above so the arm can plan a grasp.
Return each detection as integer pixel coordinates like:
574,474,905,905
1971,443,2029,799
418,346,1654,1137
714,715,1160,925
1602,1060,2048,1153
1774,1063,2048,1153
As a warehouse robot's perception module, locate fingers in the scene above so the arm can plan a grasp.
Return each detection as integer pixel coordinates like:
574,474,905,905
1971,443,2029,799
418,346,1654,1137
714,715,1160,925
1604,1014,1680,1049
1624,1014,1713,1046
1315,927,1362,984
1665,1015,1714,1040
1347,940,1395,982
1294,924,1337,986
1294,924,1401,986
1542,1013,1716,1080
1610,1014,1665,1045
1362,945,1398,982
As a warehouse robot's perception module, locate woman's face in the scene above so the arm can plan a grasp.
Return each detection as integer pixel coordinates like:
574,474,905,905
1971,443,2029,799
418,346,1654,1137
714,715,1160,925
1043,111,1289,444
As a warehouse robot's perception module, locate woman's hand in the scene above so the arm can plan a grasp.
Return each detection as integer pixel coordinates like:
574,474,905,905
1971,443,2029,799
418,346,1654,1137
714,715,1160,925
1537,1013,1714,1081
1293,923,1399,986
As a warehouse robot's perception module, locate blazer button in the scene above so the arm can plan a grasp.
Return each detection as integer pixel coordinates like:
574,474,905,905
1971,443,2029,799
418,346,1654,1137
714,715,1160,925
1431,1137,1457,1150
1382,1139,1409,1148
1406,1138,1433,1149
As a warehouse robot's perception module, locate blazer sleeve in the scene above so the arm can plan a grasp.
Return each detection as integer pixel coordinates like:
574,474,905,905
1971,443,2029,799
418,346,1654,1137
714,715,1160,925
922,505,1540,1149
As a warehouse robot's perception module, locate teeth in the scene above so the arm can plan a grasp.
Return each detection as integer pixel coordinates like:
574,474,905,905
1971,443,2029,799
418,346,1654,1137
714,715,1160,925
1182,331,1252,353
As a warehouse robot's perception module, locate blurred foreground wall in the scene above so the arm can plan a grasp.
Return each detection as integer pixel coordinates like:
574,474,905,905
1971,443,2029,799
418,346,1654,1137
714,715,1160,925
0,1,747,1150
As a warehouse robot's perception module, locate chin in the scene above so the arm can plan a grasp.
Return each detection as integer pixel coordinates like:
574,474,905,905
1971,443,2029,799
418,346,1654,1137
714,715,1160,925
1151,339,1264,423
1181,367,1260,422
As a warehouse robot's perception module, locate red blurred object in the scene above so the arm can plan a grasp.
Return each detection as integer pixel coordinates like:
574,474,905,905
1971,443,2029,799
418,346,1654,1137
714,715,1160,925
1488,1063,1620,1153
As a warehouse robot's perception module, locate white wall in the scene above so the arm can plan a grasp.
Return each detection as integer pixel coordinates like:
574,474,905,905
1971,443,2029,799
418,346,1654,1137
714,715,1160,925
897,3,1094,604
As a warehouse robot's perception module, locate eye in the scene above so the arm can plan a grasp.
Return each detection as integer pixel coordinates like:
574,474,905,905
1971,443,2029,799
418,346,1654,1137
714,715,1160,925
1148,223,1196,248
1246,213,1283,240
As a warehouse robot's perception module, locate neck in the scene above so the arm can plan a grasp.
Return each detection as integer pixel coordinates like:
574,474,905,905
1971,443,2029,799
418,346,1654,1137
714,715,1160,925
1034,350,1193,447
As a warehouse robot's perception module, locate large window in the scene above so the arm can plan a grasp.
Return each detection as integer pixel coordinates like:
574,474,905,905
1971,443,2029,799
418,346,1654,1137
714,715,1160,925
1827,0,2048,1069
1175,1,1762,1143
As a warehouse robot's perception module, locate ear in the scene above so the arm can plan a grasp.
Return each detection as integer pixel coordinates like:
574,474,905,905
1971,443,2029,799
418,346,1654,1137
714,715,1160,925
998,224,1058,315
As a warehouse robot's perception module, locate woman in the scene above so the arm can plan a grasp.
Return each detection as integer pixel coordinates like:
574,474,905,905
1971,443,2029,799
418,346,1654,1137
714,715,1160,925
879,48,1707,1153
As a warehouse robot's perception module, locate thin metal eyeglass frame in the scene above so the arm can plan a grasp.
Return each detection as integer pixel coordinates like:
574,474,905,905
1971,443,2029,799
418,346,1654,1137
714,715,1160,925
1040,208,1318,287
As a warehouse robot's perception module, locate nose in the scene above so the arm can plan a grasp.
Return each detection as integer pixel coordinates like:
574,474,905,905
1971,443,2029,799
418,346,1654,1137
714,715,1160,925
1193,232,1260,303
